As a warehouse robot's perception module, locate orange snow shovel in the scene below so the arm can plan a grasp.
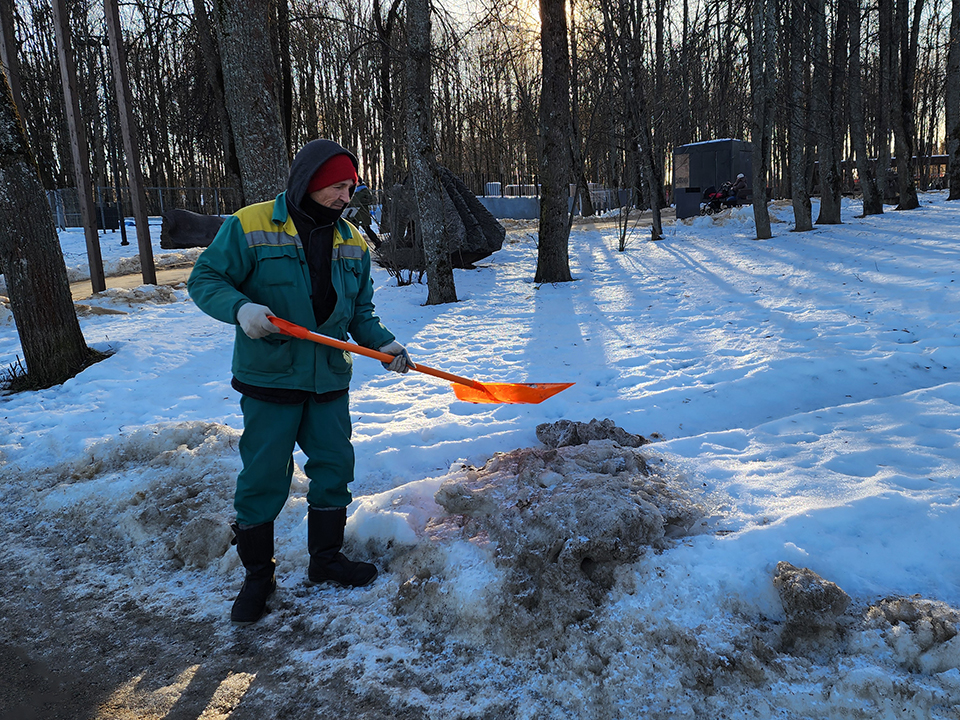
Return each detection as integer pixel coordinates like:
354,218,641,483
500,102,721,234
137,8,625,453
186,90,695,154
268,316,574,405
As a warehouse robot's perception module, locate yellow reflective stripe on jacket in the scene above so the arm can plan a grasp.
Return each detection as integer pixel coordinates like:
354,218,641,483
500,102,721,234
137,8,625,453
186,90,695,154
332,219,367,259
235,200,300,248
234,201,365,257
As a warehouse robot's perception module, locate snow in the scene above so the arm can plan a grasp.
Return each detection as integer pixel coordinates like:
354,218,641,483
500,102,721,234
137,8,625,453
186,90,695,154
1,195,959,717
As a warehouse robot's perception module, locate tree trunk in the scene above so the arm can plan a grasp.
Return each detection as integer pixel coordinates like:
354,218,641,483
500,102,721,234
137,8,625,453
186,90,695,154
627,50,663,240
650,0,668,209
52,0,105,292
568,0,594,219
191,0,242,195
889,0,921,210
849,0,884,214
405,0,456,305
898,0,923,209
812,0,843,224
878,0,894,201
0,70,101,390
749,0,776,239
212,0,288,203
104,0,156,284
789,0,813,231
374,0,400,189
536,0,574,283
0,0,25,125
275,0,292,155
947,0,960,199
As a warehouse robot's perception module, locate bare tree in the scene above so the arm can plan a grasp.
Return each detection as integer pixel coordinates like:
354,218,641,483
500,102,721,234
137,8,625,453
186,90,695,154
749,0,777,239
0,0,24,123
3,0,955,220
623,0,663,240
213,0,289,203
0,70,103,390
192,0,242,191
373,0,404,190
812,0,846,224
788,0,813,230
626,60,663,240
884,0,922,210
568,0,595,218
948,0,960,199
405,0,456,304
849,0,884,214
536,0,574,283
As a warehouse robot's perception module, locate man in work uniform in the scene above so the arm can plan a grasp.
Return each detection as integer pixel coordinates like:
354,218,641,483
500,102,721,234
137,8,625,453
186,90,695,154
188,139,413,625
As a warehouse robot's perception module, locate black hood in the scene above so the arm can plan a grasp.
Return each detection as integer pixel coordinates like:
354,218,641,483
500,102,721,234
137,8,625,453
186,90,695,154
286,139,359,211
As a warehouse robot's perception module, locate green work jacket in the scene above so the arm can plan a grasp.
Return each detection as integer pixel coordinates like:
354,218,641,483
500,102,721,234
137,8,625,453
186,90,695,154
188,192,395,394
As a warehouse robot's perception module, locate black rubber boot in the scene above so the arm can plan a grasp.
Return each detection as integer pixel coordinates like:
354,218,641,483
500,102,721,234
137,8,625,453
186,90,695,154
308,507,377,587
230,521,277,625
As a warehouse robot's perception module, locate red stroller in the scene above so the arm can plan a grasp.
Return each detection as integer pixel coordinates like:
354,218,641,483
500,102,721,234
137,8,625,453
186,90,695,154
699,181,736,215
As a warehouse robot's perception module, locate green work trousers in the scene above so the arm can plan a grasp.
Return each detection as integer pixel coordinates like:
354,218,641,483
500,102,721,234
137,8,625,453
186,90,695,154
235,393,354,526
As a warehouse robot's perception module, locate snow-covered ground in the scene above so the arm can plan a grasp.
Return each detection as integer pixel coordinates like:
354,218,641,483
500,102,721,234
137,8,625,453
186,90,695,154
1,195,959,718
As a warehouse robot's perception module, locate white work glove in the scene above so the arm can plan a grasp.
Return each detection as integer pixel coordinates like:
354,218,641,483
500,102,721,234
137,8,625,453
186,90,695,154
379,341,415,374
236,303,280,339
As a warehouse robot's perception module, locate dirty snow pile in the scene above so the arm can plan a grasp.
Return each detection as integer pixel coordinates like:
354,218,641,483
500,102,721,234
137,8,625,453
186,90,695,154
1,197,960,718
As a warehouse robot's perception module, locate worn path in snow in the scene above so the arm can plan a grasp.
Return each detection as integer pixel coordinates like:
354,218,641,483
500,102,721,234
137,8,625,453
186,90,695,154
70,266,194,301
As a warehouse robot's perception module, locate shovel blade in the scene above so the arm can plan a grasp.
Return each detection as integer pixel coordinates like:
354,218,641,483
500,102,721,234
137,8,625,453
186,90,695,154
452,382,575,405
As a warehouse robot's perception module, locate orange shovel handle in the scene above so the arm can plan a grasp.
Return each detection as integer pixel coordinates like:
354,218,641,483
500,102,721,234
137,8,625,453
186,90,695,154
267,316,490,393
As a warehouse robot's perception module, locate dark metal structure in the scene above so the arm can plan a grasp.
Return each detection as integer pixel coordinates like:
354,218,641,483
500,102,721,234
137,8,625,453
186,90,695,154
673,139,752,219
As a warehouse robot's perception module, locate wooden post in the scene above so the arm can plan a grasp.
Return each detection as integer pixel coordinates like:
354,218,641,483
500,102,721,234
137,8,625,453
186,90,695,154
103,0,156,285
51,0,105,293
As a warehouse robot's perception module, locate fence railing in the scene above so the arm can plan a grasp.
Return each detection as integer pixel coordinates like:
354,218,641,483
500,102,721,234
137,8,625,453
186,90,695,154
46,180,644,231
46,186,244,229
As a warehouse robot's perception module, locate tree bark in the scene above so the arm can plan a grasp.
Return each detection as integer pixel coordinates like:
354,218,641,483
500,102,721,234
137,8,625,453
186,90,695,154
848,0,884,214
374,0,402,194
749,0,776,239
0,0,25,124
878,0,894,201
627,54,662,240
104,0,156,285
0,70,100,390
788,0,813,231
536,0,574,283
812,0,843,224
568,0,594,219
888,0,921,210
52,0,104,292
947,0,960,199
212,0,288,203
405,0,456,304
275,0,292,155
191,0,242,195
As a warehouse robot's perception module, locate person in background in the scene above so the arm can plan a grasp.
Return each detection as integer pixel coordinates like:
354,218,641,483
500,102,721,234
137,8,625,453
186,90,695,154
345,178,379,248
727,173,748,206
188,139,413,625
